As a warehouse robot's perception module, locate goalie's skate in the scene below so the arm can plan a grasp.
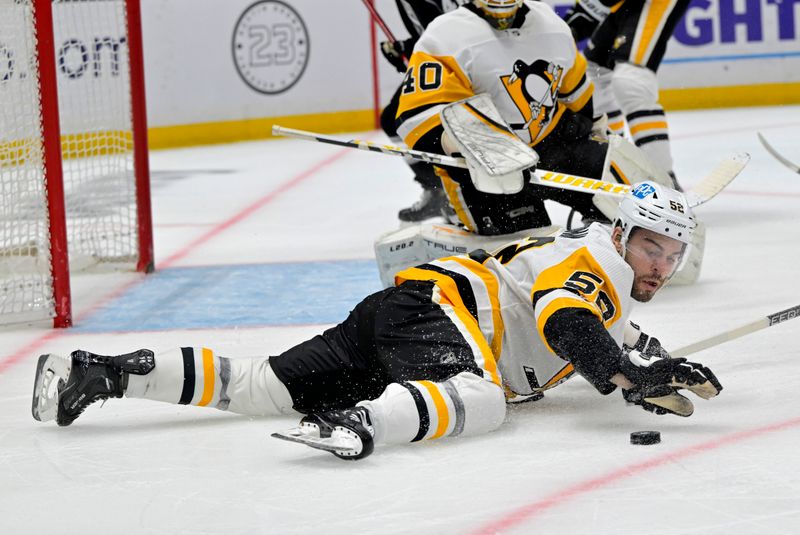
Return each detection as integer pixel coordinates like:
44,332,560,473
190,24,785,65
398,188,448,222
271,406,375,460
31,349,154,426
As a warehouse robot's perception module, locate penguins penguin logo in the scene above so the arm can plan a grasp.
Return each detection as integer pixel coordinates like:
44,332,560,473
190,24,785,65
503,59,564,135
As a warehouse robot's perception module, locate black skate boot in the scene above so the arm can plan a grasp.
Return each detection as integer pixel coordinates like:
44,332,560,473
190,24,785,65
398,187,449,222
272,406,376,460
31,349,155,426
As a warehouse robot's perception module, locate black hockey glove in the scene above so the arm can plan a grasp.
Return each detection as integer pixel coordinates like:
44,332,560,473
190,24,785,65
380,39,410,73
619,351,723,416
623,323,671,360
621,351,723,397
563,2,603,42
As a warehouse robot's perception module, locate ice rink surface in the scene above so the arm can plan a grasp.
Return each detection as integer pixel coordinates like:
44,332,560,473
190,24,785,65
1,105,799,534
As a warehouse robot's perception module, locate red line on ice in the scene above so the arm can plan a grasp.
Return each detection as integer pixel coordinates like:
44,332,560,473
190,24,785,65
470,416,800,535
0,149,349,375
157,149,350,269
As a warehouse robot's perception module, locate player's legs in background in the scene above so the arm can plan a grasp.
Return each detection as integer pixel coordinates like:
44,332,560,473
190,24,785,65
583,14,626,136
381,84,448,222
586,0,691,189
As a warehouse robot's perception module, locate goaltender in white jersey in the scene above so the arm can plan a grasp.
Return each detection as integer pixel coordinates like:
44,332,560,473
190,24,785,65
394,0,676,238
397,0,592,148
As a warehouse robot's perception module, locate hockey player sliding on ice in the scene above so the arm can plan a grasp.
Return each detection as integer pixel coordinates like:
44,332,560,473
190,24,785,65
33,182,722,461
563,0,689,188
379,1,468,222
394,0,679,235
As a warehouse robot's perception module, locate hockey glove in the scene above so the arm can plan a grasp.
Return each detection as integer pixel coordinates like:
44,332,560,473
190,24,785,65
380,40,409,73
622,384,694,417
620,351,723,400
668,360,723,400
563,0,610,42
623,322,671,360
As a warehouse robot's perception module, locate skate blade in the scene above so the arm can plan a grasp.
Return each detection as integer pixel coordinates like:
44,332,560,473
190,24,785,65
271,428,357,455
31,354,70,422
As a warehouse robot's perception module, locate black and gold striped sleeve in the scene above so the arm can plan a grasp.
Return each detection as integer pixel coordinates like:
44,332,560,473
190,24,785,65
558,49,593,115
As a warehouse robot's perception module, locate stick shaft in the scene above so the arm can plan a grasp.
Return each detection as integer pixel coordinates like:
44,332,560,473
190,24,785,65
671,304,800,357
757,132,800,174
271,125,745,205
272,125,465,167
360,0,400,44
272,126,629,198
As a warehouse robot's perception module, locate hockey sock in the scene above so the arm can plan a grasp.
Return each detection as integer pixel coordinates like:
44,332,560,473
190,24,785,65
359,372,505,445
125,347,295,415
626,107,674,173
606,109,625,136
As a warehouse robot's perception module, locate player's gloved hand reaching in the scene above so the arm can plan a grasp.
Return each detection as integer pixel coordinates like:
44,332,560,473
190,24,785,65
619,347,723,417
380,39,410,73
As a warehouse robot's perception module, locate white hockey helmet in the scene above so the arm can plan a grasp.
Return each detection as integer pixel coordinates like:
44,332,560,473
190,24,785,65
614,181,697,271
473,0,523,29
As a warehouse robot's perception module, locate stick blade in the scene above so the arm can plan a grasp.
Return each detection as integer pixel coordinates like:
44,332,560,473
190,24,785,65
686,152,750,207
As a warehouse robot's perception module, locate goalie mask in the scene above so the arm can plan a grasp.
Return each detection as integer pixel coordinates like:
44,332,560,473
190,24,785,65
473,0,523,30
614,181,697,278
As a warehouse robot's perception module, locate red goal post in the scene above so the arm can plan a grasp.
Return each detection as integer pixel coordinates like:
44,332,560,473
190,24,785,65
0,0,153,328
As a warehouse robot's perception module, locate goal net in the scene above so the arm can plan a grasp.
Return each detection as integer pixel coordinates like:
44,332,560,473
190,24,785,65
0,0,152,327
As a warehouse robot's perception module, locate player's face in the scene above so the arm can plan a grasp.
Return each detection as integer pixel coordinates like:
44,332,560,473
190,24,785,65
619,228,686,302
474,0,521,30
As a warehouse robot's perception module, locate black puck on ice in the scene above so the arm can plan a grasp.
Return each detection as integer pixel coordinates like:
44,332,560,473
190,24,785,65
630,431,661,445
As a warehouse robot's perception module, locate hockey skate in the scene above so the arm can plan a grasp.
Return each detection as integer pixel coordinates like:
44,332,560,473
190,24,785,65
271,406,375,460
31,349,154,426
398,188,449,222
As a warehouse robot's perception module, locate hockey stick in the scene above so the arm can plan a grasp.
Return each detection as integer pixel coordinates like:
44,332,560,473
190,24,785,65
360,0,408,65
671,304,800,358
360,0,401,43
272,125,748,206
273,125,464,167
757,132,800,174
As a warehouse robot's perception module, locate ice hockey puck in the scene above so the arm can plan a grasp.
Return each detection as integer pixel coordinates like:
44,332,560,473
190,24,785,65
630,431,661,445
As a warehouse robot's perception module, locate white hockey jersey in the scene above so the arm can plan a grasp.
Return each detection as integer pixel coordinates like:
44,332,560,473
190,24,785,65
396,223,634,397
396,0,593,148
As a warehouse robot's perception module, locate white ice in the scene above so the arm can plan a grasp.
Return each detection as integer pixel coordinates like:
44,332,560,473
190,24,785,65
1,105,800,534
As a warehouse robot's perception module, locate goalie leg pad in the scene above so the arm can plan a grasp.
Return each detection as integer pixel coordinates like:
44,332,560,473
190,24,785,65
374,222,559,288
